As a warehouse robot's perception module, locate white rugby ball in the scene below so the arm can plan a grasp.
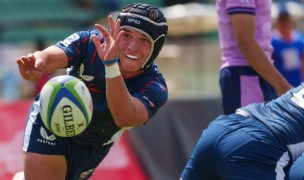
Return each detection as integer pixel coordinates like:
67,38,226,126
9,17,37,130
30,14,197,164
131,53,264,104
39,75,93,137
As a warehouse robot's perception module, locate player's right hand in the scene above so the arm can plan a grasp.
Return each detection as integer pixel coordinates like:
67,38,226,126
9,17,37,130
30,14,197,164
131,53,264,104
16,53,43,81
91,15,124,63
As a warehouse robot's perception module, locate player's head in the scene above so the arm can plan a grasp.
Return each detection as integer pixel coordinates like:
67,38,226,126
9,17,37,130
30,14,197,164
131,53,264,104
117,3,168,69
278,8,291,22
276,5,293,31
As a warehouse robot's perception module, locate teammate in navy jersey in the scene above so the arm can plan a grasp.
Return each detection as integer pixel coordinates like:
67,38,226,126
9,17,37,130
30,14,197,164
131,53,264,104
181,83,304,179
16,3,168,179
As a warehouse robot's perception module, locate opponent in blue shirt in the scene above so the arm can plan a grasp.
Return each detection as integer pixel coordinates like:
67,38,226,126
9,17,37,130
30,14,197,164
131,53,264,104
272,8,304,87
181,83,304,179
16,3,168,179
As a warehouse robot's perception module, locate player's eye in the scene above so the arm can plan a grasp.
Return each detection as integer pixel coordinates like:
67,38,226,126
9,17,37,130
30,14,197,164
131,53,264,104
140,38,151,46
122,33,131,39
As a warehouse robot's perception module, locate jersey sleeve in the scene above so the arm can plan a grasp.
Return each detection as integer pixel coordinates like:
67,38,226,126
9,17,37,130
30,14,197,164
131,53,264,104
226,0,256,15
132,76,168,119
54,30,100,68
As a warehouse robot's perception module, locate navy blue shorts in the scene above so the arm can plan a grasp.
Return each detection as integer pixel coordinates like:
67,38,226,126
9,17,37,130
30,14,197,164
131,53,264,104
23,100,112,179
181,114,291,180
220,66,277,114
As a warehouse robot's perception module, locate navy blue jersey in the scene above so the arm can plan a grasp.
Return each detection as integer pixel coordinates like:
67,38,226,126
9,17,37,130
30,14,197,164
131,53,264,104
240,83,304,160
54,30,168,145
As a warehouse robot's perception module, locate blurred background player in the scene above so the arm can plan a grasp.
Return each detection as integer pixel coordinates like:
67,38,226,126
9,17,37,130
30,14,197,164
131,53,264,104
272,5,304,87
181,82,304,179
16,3,168,179
217,0,291,115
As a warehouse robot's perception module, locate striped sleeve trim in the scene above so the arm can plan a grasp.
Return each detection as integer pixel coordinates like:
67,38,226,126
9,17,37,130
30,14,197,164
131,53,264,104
227,7,255,15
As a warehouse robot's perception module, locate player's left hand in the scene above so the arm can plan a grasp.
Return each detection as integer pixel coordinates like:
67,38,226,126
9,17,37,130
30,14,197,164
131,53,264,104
91,15,124,63
16,53,43,81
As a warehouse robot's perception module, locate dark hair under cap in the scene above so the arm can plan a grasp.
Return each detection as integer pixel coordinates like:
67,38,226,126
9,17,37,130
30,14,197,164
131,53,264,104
117,3,168,69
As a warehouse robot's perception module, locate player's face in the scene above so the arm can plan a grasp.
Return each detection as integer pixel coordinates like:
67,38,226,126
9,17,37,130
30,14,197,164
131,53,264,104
118,29,152,75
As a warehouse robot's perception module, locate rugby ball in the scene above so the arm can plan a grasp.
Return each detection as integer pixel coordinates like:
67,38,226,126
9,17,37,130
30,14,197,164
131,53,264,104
39,75,93,137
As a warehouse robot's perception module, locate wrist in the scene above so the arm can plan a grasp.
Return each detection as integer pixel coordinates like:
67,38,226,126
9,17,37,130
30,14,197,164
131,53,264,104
102,58,119,65
105,62,121,78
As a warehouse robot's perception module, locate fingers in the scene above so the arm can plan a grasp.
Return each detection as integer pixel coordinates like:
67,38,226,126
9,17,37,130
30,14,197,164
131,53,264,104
18,58,29,79
91,34,101,48
95,24,110,38
30,69,43,80
94,24,112,46
113,19,121,39
108,15,115,37
17,59,29,79
94,20,122,61
115,30,124,47
16,55,41,80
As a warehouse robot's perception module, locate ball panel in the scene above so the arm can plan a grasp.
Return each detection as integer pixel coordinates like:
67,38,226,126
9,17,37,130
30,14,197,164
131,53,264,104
40,82,62,131
49,75,76,84
65,79,93,124
50,87,82,116
50,97,88,137
46,81,65,130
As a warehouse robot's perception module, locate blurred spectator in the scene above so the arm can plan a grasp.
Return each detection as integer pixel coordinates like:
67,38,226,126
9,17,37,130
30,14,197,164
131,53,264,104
272,7,304,87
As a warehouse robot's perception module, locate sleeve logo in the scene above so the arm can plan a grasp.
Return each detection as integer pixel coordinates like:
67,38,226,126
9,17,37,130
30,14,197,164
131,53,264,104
60,33,80,47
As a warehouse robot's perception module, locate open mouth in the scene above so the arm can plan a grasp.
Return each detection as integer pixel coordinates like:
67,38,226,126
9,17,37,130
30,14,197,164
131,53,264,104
126,54,139,60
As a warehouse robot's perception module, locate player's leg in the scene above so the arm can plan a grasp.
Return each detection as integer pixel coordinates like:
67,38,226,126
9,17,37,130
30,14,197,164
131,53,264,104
181,115,229,179
216,114,290,179
24,152,67,180
287,154,304,180
219,67,241,115
23,98,112,179
22,99,67,179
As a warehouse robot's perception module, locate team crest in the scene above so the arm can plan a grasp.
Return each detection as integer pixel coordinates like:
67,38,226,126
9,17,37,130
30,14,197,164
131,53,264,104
79,63,94,82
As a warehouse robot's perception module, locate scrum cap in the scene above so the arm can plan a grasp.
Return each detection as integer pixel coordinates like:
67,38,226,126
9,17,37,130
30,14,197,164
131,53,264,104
118,3,168,69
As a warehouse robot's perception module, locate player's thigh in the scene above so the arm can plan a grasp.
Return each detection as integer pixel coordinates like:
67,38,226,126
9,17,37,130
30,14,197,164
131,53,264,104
181,119,228,179
24,152,67,180
216,129,288,180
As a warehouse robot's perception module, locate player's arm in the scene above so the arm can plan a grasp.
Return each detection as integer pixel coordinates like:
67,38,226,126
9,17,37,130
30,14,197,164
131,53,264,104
230,13,292,95
106,75,149,128
16,46,68,81
91,16,149,127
